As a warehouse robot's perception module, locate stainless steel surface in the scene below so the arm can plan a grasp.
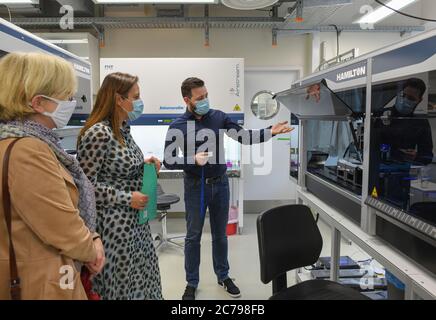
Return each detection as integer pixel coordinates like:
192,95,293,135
374,210,436,248
158,170,185,180
154,212,185,252
159,169,241,180
10,17,423,33
366,197,436,244
361,57,373,234
298,119,307,188
308,151,329,166
305,171,361,204
298,188,436,300
336,159,362,187
330,228,341,282
277,25,424,33
319,48,358,71
11,16,284,29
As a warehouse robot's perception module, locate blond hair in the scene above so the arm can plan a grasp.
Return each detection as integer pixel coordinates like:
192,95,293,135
0,52,77,121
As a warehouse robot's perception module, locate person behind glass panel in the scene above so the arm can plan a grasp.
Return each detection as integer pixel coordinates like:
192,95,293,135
306,83,321,103
381,78,433,165
378,78,434,210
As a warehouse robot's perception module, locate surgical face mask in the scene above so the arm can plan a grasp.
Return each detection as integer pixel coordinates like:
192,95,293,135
122,98,144,121
38,95,77,129
194,98,210,116
395,94,417,115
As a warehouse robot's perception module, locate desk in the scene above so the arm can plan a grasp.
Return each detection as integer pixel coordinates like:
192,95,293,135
297,187,436,300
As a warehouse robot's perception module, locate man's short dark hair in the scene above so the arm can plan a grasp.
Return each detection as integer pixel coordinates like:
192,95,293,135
181,77,205,98
402,78,427,98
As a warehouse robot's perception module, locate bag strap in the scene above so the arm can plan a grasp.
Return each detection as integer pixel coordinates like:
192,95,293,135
2,137,24,300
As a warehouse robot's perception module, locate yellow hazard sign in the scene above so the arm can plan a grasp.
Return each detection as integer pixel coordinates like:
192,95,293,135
233,104,241,112
371,187,378,198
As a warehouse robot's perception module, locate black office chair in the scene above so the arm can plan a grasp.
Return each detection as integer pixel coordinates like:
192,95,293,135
257,204,370,300
154,183,184,252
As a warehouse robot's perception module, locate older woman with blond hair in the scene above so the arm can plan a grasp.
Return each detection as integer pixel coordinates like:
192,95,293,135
0,52,105,300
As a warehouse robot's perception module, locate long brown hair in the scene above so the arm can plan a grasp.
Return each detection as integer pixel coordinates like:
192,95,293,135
78,72,138,146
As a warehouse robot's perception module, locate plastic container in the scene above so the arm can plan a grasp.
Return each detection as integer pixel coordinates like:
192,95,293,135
227,204,239,236
385,270,405,300
226,222,238,236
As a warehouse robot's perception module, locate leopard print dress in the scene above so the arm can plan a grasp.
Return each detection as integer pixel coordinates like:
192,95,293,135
77,120,162,300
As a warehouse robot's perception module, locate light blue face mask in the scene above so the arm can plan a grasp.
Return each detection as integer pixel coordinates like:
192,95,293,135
395,95,417,115
194,98,210,116
124,98,144,121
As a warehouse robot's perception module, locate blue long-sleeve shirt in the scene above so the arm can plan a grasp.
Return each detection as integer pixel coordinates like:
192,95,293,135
163,108,273,178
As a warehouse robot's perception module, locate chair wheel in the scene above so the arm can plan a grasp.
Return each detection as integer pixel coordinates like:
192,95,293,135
155,235,161,241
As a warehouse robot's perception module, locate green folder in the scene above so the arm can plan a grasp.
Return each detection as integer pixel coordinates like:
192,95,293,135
138,163,158,225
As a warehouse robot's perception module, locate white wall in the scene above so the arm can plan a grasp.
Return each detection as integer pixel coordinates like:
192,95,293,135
99,28,310,73
422,0,436,31
421,0,436,23
244,69,300,201
316,32,405,69
98,29,425,80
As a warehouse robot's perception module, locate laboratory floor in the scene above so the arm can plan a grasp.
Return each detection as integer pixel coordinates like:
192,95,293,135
149,213,374,300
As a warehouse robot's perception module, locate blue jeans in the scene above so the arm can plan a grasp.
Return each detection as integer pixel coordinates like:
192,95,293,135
184,174,230,288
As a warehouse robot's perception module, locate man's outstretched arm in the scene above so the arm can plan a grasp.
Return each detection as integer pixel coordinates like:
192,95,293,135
224,113,293,145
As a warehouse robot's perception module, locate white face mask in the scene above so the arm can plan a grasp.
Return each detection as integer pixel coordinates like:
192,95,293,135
37,95,77,128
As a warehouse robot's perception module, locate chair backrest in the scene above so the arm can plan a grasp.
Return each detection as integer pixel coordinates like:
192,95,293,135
157,183,165,196
257,204,323,284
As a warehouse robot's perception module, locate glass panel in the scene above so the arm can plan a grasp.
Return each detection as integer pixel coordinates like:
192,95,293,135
306,119,364,195
290,113,299,179
335,87,366,115
369,72,436,227
251,91,279,120
275,80,353,119
281,81,367,193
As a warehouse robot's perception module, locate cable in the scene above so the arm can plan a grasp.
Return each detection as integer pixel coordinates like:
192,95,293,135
329,24,340,60
314,24,341,71
315,1,432,70
200,167,205,220
375,0,436,23
0,5,12,22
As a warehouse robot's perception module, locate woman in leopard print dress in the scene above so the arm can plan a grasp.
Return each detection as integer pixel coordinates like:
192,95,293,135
77,72,162,300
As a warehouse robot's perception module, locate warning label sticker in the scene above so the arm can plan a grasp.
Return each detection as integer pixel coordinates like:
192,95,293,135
371,187,378,198
233,104,241,112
